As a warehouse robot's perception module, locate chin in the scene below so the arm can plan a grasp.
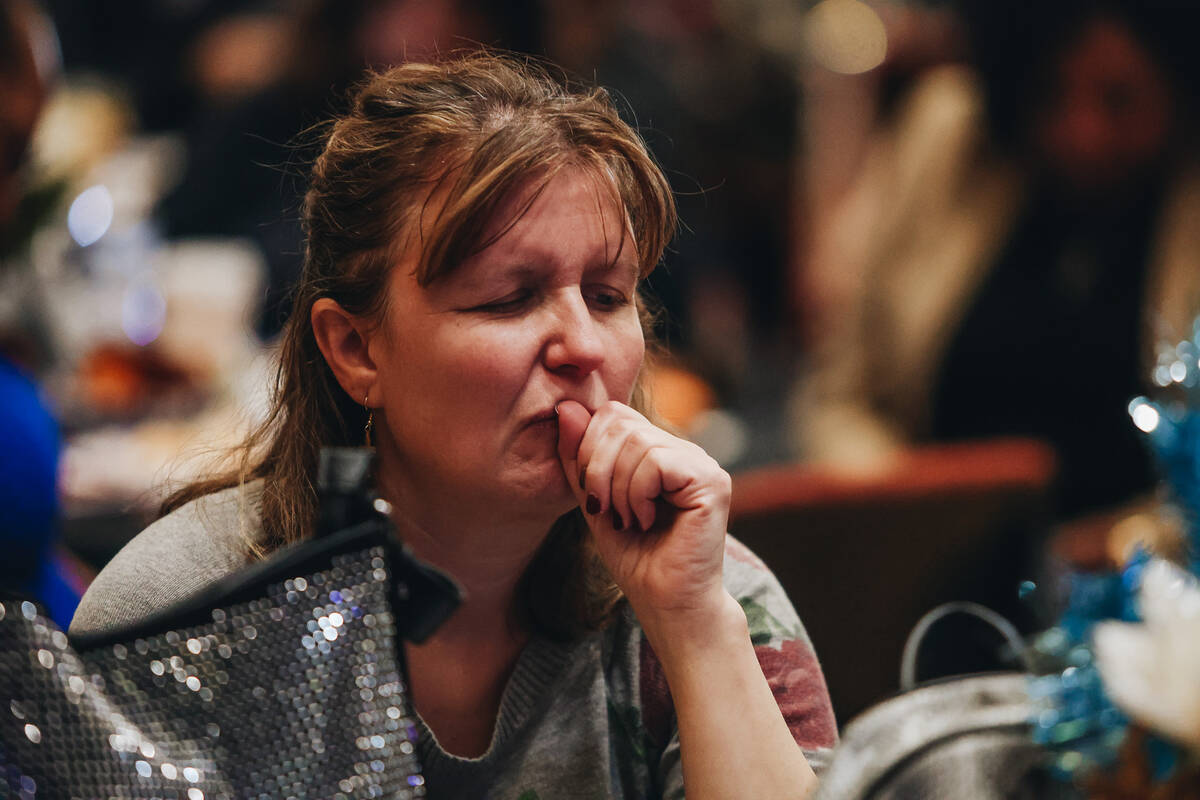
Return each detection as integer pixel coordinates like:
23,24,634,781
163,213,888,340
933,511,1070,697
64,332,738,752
494,461,578,519
537,473,579,516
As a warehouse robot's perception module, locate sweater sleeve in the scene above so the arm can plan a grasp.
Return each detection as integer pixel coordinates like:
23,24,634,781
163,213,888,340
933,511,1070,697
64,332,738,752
652,535,839,798
68,484,260,638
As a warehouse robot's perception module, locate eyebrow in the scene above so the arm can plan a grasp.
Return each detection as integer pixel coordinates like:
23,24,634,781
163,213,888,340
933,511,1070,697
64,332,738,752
618,257,640,286
482,243,640,283
599,229,640,284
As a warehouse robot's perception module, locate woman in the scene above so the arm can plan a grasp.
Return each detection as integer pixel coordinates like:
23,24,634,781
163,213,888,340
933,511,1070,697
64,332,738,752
794,0,1200,521
72,53,836,797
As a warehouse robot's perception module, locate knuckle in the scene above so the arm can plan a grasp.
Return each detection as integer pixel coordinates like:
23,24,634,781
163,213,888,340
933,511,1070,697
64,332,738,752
595,400,624,420
626,428,652,450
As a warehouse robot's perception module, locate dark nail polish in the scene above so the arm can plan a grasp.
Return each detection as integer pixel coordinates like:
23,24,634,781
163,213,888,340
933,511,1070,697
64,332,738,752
586,494,601,515
611,509,624,531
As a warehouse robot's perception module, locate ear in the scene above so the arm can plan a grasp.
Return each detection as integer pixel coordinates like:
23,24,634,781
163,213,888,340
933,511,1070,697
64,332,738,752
311,297,379,406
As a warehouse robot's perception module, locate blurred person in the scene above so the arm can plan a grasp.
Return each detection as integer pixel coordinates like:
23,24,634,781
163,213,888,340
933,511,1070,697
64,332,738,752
796,0,963,347
43,0,274,132
544,0,799,407
72,54,837,796
0,0,48,235
792,0,1200,527
157,0,540,339
0,0,84,628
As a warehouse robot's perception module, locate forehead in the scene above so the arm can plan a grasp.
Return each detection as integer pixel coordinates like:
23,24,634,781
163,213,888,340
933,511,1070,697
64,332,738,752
416,166,636,283
506,165,624,231
487,168,629,248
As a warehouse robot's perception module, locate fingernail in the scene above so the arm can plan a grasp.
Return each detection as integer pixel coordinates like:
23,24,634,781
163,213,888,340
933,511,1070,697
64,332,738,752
554,403,561,416
579,468,587,490
586,494,601,515
611,509,624,531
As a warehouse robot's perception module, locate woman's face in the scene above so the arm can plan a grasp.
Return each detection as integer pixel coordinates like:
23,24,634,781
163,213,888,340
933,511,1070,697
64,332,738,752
368,168,645,525
1032,16,1174,199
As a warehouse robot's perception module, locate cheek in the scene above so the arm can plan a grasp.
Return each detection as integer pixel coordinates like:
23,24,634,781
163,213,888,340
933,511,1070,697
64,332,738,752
608,318,646,401
427,323,538,400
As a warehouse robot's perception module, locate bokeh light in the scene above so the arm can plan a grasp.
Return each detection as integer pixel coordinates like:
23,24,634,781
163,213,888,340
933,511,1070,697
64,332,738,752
804,0,888,75
1128,398,1160,433
66,184,114,247
121,273,167,346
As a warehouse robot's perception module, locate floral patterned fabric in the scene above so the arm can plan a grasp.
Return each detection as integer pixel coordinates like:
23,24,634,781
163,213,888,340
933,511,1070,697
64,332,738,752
417,536,837,799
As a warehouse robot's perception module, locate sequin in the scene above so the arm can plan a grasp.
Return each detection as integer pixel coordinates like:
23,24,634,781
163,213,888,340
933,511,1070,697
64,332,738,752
0,538,426,797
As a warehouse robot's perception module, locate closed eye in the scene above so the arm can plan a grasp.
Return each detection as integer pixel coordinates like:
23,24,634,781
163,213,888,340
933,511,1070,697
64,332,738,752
586,286,631,311
471,289,535,314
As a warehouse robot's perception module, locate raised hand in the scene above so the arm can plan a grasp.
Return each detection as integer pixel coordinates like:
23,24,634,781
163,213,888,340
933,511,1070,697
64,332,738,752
555,400,732,625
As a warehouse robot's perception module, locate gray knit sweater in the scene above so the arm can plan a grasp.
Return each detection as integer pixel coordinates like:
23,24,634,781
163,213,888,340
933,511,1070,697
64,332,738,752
71,485,837,798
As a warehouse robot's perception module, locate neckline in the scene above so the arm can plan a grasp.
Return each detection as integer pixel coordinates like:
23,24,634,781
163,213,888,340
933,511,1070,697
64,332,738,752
413,633,581,770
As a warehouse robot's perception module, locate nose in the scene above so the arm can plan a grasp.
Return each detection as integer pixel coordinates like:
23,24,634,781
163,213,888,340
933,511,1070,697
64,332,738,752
543,291,605,378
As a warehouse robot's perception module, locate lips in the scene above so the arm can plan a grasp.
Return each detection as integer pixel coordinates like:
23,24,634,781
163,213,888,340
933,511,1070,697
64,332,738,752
524,401,594,428
526,409,558,426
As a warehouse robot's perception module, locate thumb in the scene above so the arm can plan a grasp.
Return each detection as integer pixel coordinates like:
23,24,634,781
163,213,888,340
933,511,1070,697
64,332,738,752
556,400,592,482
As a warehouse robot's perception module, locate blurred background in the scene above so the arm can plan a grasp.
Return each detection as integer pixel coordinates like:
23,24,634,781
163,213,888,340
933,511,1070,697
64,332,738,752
4,0,1200,725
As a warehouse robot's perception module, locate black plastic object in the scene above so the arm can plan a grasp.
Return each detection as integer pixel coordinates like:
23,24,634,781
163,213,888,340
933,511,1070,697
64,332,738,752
316,446,380,538
316,446,462,643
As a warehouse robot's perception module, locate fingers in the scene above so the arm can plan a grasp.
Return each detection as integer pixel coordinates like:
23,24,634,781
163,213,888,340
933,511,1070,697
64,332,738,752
627,451,664,531
560,400,730,537
610,438,665,532
556,400,591,464
559,402,733,617
556,399,592,493
572,402,686,533
576,404,635,525
602,429,666,532
582,412,642,529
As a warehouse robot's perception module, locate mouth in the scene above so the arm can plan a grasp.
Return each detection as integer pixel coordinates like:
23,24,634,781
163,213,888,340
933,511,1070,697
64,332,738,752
524,409,559,429
523,400,594,429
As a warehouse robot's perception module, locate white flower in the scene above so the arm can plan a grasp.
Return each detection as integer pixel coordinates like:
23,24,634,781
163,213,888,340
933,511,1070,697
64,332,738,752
1093,558,1200,750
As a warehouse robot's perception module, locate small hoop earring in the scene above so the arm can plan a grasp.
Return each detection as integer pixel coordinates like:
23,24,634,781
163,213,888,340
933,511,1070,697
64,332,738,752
363,393,374,449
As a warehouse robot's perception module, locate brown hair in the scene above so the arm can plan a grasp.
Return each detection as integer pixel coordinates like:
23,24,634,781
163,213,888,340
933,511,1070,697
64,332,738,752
163,51,677,639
